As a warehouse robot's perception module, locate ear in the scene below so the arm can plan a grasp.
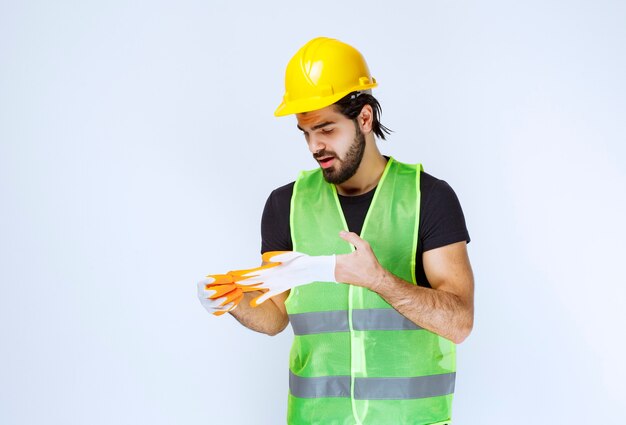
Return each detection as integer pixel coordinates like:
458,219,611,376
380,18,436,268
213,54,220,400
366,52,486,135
358,104,374,134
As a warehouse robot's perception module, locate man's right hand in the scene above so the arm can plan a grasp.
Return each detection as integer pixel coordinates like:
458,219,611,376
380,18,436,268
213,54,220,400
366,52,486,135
196,260,292,335
197,276,243,316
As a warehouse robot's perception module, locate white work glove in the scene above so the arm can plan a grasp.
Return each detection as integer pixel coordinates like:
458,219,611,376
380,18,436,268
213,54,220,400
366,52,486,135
231,251,337,307
197,275,243,316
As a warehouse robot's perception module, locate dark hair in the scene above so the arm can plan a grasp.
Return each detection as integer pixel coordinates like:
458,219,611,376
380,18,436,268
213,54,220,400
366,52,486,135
333,91,392,140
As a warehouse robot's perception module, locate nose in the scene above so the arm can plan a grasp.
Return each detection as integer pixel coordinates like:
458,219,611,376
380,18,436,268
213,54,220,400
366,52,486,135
307,134,326,155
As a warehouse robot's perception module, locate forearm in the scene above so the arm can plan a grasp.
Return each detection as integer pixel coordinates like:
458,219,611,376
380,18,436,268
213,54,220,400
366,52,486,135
229,291,289,336
373,271,473,344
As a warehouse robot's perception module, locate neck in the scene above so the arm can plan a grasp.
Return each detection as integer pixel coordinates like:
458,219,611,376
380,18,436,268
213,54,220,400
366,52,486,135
336,136,387,196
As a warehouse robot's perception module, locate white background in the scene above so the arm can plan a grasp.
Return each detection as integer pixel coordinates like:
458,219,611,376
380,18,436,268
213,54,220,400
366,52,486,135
1,1,625,423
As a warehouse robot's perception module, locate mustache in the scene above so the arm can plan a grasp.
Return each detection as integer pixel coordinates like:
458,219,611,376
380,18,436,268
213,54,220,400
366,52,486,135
313,150,336,160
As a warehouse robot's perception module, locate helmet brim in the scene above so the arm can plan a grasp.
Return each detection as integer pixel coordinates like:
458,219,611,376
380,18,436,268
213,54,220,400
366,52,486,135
274,83,378,117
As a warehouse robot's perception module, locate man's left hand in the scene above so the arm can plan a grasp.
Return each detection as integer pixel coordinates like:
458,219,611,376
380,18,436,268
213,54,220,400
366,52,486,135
335,231,387,291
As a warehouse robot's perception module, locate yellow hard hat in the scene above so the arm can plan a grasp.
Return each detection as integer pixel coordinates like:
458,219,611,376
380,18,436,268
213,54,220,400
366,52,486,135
274,37,378,117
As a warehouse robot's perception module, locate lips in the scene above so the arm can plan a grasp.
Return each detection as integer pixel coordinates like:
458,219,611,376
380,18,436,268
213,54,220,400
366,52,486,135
318,157,335,169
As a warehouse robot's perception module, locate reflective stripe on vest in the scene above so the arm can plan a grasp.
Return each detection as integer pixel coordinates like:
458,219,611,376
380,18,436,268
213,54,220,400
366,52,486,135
285,158,456,425
289,371,456,400
289,308,423,335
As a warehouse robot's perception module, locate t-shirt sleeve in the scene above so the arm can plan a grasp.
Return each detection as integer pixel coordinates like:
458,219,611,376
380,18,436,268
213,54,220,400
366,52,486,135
261,183,294,254
419,178,471,252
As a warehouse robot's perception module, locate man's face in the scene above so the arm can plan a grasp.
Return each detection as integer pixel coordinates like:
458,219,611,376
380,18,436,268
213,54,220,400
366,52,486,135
296,106,366,184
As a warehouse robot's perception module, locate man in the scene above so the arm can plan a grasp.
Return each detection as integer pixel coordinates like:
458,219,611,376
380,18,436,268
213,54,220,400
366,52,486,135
200,37,474,424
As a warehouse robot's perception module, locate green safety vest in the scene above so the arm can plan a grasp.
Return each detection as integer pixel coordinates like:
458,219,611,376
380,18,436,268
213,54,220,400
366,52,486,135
284,157,456,425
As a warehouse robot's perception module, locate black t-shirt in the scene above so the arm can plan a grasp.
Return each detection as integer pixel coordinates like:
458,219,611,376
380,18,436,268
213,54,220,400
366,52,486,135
261,169,470,288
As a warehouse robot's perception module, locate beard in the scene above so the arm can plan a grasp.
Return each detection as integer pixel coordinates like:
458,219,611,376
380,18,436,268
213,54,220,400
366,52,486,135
318,124,366,184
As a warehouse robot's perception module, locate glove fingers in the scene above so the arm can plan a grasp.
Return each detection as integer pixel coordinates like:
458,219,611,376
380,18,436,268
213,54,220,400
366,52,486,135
203,297,228,308
261,250,291,263
203,291,238,308
205,283,238,299
212,302,237,316
228,262,279,278
239,285,266,293
198,279,217,299
262,250,305,263
199,276,216,285
235,275,266,287
231,291,245,305
210,288,244,314
219,287,243,305
205,274,235,285
250,289,274,307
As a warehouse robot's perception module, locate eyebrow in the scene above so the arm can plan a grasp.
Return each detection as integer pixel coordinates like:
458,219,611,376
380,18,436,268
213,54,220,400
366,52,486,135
297,121,335,132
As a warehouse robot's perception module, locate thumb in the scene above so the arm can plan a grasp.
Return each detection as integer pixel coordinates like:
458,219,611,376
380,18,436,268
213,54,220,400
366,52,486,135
339,230,368,250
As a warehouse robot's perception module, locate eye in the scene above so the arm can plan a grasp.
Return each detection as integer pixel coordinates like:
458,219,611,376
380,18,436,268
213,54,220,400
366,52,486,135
320,128,334,134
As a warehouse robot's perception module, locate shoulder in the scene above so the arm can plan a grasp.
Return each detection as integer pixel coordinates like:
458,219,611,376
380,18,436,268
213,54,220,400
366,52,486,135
267,181,295,204
263,181,295,216
418,170,471,251
420,171,459,203
261,181,295,253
